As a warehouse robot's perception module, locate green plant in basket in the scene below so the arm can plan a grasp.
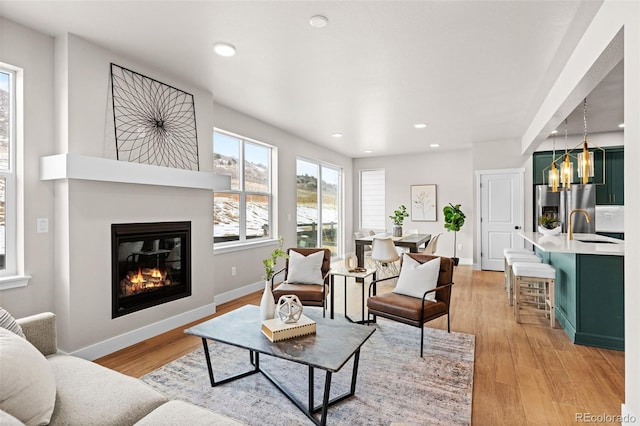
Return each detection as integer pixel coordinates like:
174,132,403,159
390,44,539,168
538,215,560,230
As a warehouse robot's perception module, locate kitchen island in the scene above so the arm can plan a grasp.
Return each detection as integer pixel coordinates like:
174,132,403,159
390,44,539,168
518,232,624,351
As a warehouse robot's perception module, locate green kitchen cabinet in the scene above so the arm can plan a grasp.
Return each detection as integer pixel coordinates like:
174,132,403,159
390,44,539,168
595,147,624,205
541,251,625,350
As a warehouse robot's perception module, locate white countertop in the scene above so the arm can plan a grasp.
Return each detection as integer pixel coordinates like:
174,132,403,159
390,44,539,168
518,232,625,256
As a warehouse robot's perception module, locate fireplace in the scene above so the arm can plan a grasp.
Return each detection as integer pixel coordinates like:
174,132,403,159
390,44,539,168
112,221,191,318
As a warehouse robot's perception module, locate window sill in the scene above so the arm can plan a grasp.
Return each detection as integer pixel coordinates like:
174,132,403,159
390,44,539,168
214,238,279,255
0,275,31,290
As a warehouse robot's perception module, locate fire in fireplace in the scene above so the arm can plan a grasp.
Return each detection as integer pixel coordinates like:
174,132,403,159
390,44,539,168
111,221,191,318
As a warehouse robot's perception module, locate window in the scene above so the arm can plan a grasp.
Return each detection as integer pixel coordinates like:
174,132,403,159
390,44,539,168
296,158,341,257
360,169,385,230
0,67,16,277
213,130,274,245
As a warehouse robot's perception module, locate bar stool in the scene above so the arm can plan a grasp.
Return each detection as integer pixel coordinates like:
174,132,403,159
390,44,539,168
512,262,556,327
503,248,534,285
505,253,541,305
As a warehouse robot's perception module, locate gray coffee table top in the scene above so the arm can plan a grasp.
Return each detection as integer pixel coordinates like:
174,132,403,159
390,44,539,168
185,304,375,372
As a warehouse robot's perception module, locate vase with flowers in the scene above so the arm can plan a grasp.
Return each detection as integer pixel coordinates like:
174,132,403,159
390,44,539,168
260,236,288,320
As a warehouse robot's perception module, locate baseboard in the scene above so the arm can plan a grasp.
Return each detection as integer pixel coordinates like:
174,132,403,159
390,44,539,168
214,280,263,305
71,303,217,361
458,257,473,265
622,403,638,425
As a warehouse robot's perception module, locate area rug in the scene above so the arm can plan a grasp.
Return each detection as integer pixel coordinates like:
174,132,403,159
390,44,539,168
141,318,475,425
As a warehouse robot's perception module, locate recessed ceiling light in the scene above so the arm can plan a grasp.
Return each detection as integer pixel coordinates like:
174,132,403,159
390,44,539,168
429,144,440,148
332,133,343,138
309,15,328,28
364,149,373,154
414,123,427,129
213,42,236,57
619,123,625,128
550,130,558,134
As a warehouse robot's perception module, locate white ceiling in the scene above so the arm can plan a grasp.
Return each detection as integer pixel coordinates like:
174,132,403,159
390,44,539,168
0,0,621,158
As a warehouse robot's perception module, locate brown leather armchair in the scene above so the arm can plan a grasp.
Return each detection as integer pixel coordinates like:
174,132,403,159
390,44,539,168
366,254,454,357
271,248,331,317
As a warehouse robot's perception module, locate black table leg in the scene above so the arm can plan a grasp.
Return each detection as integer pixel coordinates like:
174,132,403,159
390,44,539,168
330,275,335,319
201,338,260,387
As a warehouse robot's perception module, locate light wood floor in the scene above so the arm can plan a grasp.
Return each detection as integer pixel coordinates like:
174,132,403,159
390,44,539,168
95,266,625,425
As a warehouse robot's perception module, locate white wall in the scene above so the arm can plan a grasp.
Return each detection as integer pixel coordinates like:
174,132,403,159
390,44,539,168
0,18,56,316
211,104,353,298
53,34,219,354
353,149,473,264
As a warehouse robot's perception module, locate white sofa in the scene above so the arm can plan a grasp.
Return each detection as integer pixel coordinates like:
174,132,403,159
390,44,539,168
0,312,242,425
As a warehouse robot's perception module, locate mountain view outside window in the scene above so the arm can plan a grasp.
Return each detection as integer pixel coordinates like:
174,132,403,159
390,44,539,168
296,159,340,256
213,131,272,244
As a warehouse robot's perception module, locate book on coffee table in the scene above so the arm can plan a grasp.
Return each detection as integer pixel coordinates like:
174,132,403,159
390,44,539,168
261,314,317,342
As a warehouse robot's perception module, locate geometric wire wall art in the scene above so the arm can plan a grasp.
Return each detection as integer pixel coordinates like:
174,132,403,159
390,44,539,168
110,63,200,170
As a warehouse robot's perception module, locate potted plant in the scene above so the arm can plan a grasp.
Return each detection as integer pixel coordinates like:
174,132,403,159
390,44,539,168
389,205,409,237
260,236,288,320
538,215,561,236
443,203,465,265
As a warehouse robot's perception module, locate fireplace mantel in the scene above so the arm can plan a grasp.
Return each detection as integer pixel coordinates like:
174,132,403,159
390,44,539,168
40,154,230,190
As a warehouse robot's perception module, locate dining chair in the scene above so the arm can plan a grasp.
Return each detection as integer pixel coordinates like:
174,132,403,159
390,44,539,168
370,236,400,277
422,233,441,255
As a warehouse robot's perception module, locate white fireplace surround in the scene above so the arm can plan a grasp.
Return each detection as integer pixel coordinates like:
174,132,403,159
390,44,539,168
40,153,230,190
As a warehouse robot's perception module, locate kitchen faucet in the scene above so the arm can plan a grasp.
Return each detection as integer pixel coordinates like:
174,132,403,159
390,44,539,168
568,209,591,240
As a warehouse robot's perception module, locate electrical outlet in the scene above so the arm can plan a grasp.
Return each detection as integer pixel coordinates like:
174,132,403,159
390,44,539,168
457,243,463,251
37,218,49,233
231,266,237,276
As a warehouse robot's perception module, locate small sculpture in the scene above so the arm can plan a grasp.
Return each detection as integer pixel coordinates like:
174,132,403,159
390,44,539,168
276,295,304,323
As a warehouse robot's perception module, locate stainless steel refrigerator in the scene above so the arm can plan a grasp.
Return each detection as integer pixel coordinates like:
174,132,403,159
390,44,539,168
536,184,596,233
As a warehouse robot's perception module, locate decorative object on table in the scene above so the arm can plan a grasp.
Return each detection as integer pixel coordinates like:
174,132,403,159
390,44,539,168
389,205,409,237
344,252,357,270
538,215,561,236
260,236,288,320
443,203,465,266
261,314,317,342
275,295,304,323
110,63,199,170
411,184,437,221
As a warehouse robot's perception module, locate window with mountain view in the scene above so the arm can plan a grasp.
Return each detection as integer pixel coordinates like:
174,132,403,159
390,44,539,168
0,67,15,275
213,130,273,245
296,159,341,257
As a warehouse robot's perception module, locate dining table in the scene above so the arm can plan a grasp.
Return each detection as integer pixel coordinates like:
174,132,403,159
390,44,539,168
354,233,432,268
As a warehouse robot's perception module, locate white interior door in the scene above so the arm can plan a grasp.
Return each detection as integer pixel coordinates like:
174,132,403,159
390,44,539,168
479,170,524,271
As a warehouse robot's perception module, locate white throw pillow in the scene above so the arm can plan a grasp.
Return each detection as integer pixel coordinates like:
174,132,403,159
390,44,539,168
287,250,325,285
0,328,56,426
392,256,441,301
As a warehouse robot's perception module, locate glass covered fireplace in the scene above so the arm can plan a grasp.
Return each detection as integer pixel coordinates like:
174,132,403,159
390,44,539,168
111,221,191,318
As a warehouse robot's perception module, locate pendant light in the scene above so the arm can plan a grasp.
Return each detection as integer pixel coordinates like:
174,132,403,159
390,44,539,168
577,98,594,184
560,119,573,189
548,132,559,192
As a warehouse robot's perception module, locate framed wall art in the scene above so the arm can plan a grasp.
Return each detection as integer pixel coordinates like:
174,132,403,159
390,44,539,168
110,63,200,170
411,184,437,221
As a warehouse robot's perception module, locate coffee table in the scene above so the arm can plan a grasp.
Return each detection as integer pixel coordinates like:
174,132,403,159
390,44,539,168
184,304,375,426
